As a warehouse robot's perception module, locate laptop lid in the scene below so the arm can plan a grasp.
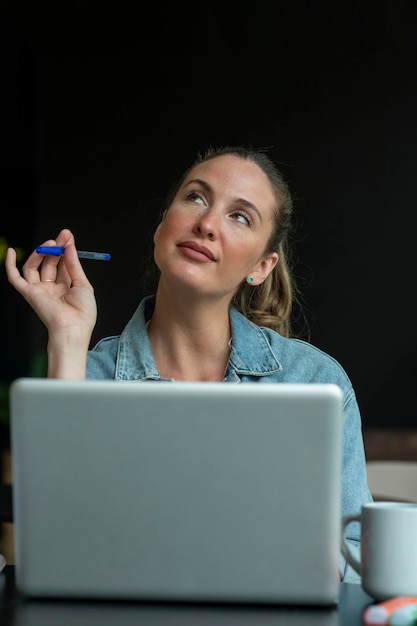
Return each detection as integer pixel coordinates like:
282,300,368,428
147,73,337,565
10,378,343,605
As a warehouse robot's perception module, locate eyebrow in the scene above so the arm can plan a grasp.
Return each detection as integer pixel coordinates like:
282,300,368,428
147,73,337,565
184,178,263,222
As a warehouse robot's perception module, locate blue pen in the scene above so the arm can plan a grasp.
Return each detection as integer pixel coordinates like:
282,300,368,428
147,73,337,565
390,603,417,626
36,246,111,261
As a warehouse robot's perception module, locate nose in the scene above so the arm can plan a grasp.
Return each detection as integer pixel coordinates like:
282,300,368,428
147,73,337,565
193,208,220,239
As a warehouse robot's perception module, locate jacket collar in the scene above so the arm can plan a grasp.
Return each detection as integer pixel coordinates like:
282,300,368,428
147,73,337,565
115,295,282,381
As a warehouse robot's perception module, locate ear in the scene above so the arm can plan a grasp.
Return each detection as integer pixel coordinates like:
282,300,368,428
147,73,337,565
248,252,279,285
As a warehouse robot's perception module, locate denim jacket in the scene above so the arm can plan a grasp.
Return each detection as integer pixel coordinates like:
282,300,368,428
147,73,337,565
87,295,372,583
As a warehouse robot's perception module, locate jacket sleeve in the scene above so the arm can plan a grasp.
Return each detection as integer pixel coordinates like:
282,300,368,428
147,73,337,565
339,388,373,582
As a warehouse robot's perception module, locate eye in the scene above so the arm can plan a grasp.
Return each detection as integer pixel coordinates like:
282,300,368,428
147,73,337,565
185,190,206,206
230,210,253,227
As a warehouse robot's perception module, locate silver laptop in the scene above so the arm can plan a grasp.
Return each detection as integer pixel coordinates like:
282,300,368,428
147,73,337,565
10,378,343,605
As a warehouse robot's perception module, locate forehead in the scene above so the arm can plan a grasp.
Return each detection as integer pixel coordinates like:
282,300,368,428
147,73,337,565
183,155,276,207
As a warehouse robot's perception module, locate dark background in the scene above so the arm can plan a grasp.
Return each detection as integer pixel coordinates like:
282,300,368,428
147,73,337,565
1,2,416,430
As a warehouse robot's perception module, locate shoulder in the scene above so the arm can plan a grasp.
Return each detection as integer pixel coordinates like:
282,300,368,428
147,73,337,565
267,328,344,368
87,335,121,379
263,327,354,389
230,307,355,395
86,295,154,380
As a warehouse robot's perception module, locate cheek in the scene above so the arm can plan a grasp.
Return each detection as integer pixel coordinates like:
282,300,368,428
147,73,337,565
154,219,173,246
153,214,182,264
153,225,161,243
157,210,188,240
222,233,263,265
153,235,166,271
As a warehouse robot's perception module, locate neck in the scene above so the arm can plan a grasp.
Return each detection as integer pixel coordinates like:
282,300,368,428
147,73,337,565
147,288,232,382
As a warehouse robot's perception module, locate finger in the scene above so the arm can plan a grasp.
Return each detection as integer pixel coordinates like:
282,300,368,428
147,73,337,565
35,238,63,282
5,247,38,299
5,247,21,288
33,230,76,283
55,228,75,247
22,239,58,284
58,242,92,289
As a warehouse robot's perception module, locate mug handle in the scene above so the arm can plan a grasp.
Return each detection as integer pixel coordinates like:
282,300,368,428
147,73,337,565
341,513,361,575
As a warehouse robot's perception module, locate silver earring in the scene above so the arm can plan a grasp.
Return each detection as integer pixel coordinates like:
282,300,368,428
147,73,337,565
247,277,254,284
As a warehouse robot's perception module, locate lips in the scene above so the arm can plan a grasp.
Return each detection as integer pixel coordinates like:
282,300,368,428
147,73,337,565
177,241,216,262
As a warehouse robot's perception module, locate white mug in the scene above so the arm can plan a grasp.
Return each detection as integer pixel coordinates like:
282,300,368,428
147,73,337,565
341,501,417,600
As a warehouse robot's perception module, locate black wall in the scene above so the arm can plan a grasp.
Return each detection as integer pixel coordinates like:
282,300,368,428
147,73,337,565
0,35,40,384
2,3,416,429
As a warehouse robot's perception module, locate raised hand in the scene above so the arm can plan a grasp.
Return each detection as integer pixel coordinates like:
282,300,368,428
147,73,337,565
5,229,97,378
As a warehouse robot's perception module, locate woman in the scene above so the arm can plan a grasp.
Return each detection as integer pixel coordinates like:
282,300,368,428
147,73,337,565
6,145,372,581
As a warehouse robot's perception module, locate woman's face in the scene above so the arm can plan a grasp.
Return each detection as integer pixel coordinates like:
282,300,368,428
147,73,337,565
153,154,278,300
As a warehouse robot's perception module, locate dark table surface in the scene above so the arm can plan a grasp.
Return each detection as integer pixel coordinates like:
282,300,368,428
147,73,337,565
0,566,375,626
